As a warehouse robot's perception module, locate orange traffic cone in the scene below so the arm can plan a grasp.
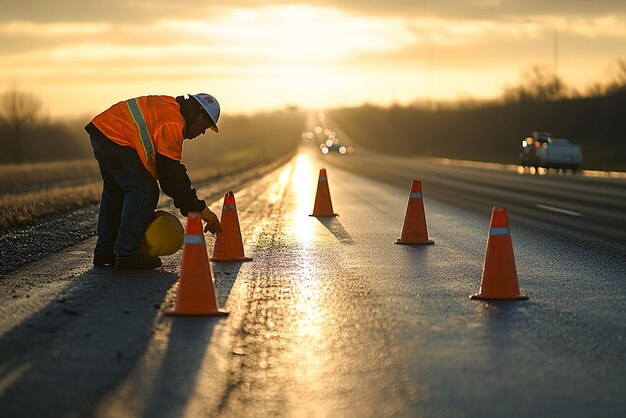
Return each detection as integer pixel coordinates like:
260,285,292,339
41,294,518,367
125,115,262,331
211,191,252,262
167,212,228,316
470,207,528,300
310,168,337,217
395,179,434,245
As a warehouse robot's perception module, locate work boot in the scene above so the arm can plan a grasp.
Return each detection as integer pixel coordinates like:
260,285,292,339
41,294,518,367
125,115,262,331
115,255,162,271
94,253,116,267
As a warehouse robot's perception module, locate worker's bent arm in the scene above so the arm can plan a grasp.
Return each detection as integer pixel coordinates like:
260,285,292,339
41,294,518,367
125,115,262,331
155,153,206,216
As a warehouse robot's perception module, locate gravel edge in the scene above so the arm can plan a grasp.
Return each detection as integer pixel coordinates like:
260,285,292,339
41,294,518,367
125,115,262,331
0,155,293,277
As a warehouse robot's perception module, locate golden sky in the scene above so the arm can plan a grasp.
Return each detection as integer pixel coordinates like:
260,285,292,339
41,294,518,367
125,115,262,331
1,1,625,117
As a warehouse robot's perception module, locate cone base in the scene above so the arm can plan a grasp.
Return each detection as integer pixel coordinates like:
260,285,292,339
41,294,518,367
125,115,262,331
165,308,229,316
395,239,435,245
469,293,528,301
309,213,338,217
211,256,253,262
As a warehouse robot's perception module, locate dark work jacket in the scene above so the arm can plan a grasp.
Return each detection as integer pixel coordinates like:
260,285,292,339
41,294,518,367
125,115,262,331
155,153,206,215
85,122,206,216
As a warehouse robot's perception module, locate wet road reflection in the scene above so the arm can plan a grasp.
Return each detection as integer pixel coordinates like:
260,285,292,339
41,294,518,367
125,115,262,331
97,148,626,418
288,153,316,246
211,149,625,417
212,150,428,416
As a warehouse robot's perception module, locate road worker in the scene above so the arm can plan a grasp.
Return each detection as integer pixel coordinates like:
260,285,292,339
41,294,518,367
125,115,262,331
85,93,222,270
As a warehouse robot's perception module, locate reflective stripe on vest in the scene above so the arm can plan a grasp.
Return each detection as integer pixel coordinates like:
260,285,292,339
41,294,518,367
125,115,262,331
125,98,155,161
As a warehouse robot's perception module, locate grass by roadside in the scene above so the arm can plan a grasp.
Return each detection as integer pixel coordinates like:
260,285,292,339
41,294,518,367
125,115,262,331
0,183,102,228
0,160,100,192
0,109,305,230
0,151,293,230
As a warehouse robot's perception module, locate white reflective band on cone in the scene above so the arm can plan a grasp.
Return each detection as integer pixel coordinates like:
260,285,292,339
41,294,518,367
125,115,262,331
223,204,236,211
184,234,205,244
490,227,510,236
319,176,328,182
409,192,423,199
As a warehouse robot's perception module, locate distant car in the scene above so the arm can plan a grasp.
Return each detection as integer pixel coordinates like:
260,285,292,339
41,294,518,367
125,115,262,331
319,134,355,155
320,143,351,155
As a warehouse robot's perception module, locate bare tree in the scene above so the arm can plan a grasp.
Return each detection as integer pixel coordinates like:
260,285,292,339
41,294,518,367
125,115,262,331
0,85,42,163
605,58,626,94
503,65,568,103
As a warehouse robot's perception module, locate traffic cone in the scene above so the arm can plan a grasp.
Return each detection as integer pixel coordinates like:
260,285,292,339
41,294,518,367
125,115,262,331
211,191,252,262
470,207,528,300
395,180,434,245
166,212,228,316
310,168,337,217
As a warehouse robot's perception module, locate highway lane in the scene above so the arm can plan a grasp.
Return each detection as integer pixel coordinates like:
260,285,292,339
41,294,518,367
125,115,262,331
95,148,625,417
1,148,625,418
319,146,626,257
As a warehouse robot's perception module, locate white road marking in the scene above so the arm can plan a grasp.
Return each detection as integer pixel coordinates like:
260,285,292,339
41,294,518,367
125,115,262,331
535,204,582,217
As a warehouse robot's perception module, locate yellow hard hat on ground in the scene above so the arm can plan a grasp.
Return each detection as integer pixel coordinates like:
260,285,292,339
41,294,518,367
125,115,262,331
140,210,184,257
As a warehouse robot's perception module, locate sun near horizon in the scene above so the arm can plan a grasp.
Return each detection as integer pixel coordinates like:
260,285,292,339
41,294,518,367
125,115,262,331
0,2,625,118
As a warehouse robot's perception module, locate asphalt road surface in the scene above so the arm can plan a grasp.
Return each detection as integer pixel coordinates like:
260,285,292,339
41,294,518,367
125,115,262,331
1,147,625,418
322,146,626,258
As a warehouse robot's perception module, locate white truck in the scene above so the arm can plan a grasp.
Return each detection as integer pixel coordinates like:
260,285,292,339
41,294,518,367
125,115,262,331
520,132,583,172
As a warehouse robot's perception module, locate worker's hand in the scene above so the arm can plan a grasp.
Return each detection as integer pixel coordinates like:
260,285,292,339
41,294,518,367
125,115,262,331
200,207,222,234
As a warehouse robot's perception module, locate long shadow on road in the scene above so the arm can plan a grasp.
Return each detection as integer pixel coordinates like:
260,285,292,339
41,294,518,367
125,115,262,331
316,217,354,244
138,262,242,418
0,268,177,418
139,318,219,418
212,261,244,307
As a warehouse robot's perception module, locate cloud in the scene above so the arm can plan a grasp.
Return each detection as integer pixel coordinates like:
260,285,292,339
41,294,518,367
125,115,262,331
1,2,625,116
0,21,112,36
2,5,624,89
0,0,209,24
0,6,417,65
4,0,626,24
234,0,626,19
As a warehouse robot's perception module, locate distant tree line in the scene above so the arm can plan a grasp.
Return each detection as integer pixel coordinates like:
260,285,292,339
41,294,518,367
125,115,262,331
2,60,624,168
0,86,93,164
502,60,626,103
182,109,303,169
0,87,303,165
331,61,626,171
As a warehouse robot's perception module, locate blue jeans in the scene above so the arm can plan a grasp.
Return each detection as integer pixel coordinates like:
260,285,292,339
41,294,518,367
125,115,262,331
90,132,159,258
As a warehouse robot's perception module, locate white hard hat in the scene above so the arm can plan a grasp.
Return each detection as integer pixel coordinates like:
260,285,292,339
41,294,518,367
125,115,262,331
190,93,220,132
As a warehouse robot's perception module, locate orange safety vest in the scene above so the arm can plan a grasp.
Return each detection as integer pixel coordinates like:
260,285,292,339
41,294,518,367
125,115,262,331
91,95,185,179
